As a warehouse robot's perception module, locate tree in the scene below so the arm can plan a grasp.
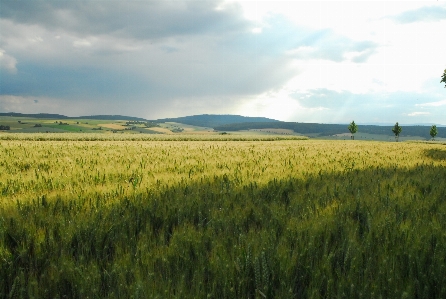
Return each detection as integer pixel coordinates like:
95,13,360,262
348,120,358,140
441,69,446,88
392,122,402,142
430,125,438,140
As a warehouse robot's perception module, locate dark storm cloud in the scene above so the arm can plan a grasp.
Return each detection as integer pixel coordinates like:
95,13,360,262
392,6,446,23
0,1,250,39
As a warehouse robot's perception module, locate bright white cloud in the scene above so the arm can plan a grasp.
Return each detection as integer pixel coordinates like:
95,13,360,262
0,48,17,73
408,111,430,116
73,39,92,48
416,99,446,107
236,89,301,121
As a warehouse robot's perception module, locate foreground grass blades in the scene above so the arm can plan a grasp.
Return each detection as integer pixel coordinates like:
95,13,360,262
1,140,445,298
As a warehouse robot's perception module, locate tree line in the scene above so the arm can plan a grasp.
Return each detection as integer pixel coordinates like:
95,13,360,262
349,121,439,142
347,70,444,141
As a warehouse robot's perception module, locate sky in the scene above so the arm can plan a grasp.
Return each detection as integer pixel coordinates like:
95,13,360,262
0,0,445,124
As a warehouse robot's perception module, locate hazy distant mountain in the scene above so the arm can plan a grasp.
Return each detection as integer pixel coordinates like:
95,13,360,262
156,114,280,128
0,112,70,119
0,113,148,121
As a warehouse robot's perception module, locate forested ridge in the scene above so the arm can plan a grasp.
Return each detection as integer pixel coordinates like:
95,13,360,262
155,114,280,127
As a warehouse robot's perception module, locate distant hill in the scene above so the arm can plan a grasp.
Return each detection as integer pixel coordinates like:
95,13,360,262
213,122,446,139
0,113,70,119
0,113,148,121
2,112,444,139
156,114,280,128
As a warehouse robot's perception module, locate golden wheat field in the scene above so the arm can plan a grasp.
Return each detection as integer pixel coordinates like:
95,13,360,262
1,138,444,204
1,136,446,298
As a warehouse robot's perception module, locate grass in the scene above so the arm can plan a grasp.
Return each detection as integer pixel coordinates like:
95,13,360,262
0,117,138,133
0,133,308,141
41,124,86,132
0,138,445,298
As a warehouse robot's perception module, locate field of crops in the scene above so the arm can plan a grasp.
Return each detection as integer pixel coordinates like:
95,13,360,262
1,136,446,298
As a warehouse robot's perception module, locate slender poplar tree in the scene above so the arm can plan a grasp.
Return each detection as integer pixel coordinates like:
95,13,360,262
348,121,358,140
392,122,402,142
430,125,438,141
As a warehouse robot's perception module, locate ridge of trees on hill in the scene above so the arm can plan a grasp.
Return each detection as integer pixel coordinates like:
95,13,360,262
155,114,280,128
213,122,446,139
77,115,148,121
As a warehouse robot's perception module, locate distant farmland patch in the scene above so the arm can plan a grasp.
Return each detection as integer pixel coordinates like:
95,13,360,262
101,123,127,130
249,128,295,135
9,127,68,133
147,127,174,134
44,124,86,132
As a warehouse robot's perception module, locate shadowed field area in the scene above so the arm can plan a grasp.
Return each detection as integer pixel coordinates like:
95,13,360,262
424,148,446,161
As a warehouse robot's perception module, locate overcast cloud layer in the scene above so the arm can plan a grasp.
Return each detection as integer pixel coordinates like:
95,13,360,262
0,0,445,124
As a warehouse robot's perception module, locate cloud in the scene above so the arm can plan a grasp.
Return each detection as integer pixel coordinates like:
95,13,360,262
0,4,300,112
0,95,58,114
290,89,385,110
284,88,445,124
391,6,446,23
0,1,379,110
408,112,430,117
0,94,132,117
289,29,377,62
416,99,446,107
0,48,17,73
0,1,250,40
1,1,443,125
351,49,376,63
73,39,92,48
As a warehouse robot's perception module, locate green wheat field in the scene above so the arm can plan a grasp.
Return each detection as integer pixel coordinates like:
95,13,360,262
1,134,446,298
